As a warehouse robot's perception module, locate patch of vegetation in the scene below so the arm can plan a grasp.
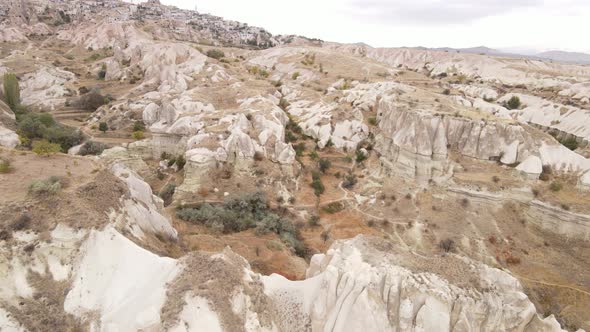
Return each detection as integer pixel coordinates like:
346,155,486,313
342,171,357,189
79,141,107,156
292,72,300,80
367,117,377,126
79,89,109,111
322,202,345,214
133,121,145,132
442,88,451,95
16,112,83,151
32,140,61,156
293,142,306,157
505,95,521,110
3,73,20,111
559,137,578,151
308,215,320,227
28,176,64,196
0,158,12,174
176,192,306,256
206,49,225,60
439,238,455,253
355,149,367,163
311,171,325,197
176,155,186,170
132,130,145,140
301,53,316,66
159,183,176,206
318,158,331,173
549,181,563,192
309,150,319,160
98,122,108,133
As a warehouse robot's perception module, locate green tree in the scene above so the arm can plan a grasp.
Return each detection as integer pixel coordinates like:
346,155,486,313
3,73,20,111
98,122,108,133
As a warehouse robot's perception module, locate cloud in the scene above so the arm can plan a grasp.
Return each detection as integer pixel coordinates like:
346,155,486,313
343,0,542,25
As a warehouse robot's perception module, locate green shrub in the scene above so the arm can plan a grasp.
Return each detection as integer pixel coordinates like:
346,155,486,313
176,192,305,255
549,181,563,192
132,130,144,140
318,158,331,173
79,141,107,156
16,112,84,151
342,172,357,189
506,96,521,110
0,158,12,174
79,90,108,110
308,215,320,227
3,73,20,111
368,117,377,126
311,171,325,197
292,72,300,80
294,143,306,157
309,150,319,160
29,176,63,195
355,149,367,163
32,140,61,156
159,183,176,206
560,137,578,151
98,122,108,133
206,49,225,60
442,88,450,95
133,121,145,132
322,202,345,214
176,155,186,170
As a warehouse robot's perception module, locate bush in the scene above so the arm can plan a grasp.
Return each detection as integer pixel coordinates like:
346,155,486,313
342,172,357,189
0,158,12,173
3,73,20,111
318,158,331,173
294,143,306,157
308,215,320,227
439,239,455,253
506,96,521,110
176,155,186,170
132,130,144,140
309,150,319,160
98,122,108,133
79,90,108,111
355,149,367,163
292,72,300,80
442,88,450,95
322,202,345,214
560,137,578,151
311,171,325,197
79,141,107,156
29,176,63,195
206,49,225,60
549,181,563,192
17,112,83,151
176,192,305,255
492,175,500,183
32,140,61,156
159,184,176,206
368,117,377,126
133,121,145,132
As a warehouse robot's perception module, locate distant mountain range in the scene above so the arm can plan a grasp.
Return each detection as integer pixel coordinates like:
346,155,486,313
425,46,590,65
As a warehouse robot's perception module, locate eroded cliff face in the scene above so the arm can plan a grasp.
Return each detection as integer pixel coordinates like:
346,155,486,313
0,100,19,148
374,94,539,182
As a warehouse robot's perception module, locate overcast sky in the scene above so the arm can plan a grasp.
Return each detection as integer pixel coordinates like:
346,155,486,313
158,0,590,53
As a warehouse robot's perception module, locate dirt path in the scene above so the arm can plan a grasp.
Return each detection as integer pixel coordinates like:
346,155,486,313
515,274,590,297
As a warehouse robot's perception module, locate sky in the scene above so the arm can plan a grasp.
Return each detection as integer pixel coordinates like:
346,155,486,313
158,0,590,53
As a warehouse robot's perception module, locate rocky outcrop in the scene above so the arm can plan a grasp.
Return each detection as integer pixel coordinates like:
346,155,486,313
375,95,537,182
265,236,564,332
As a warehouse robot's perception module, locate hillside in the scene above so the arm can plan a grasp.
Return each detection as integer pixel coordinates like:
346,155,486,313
1,0,590,331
